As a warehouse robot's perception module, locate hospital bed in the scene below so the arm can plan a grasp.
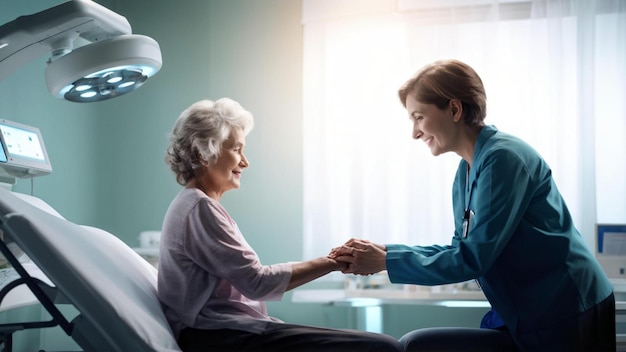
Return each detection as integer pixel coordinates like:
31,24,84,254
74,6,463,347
0,187,181,351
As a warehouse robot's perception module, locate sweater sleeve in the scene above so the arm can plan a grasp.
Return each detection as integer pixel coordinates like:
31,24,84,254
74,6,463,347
183,198,291,301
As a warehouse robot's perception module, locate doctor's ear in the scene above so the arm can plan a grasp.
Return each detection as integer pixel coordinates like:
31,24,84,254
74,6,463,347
449,99,463,121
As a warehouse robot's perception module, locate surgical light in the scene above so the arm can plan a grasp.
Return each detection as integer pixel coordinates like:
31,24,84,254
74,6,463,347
0,0,162,103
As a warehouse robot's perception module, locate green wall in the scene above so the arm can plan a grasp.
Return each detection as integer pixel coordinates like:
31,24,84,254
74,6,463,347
1,0,304,258
0,1,484,347
92,0,306,266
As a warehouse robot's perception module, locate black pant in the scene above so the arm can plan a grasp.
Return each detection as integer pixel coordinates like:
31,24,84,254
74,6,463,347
400,326,517,352
400,293,616,352
178,322,404,352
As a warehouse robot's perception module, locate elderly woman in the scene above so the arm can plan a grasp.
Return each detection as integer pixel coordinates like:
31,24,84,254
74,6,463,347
158,98,403,352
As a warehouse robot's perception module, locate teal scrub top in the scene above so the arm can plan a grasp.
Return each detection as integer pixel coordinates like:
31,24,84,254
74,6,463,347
385,125,613,335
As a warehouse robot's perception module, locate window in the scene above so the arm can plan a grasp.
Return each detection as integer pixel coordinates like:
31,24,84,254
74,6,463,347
302,0,626,262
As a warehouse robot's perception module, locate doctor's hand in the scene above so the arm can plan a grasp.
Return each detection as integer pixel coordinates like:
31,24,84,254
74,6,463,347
328,238,387,275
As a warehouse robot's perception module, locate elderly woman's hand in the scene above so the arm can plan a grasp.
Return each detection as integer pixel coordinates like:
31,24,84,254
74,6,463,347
328,238,387,275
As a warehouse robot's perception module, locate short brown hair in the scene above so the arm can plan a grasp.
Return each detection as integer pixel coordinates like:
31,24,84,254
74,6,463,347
398,59,487,126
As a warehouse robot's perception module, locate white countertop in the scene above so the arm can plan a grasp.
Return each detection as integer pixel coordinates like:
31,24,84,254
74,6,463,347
292,288,490,308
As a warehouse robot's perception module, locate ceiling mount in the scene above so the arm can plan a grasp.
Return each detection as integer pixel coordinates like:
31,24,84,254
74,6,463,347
0,0,162,103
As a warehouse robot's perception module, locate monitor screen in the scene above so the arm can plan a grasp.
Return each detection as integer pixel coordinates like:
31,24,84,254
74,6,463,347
0,119,52,178
0,138,6,163
596,224,626,280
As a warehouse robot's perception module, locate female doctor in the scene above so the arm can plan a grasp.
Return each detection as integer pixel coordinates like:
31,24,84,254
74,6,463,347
330,59,615,352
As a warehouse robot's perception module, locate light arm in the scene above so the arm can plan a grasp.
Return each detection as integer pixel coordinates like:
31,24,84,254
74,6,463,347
0,0,130,82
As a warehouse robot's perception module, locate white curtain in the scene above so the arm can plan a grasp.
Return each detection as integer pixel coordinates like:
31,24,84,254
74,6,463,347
302,0,626,262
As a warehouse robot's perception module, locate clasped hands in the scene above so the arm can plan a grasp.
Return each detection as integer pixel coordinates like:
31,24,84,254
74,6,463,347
328,238,387,275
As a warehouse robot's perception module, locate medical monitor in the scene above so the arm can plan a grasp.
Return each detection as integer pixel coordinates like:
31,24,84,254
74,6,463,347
596,224,626,280
0,119,52,178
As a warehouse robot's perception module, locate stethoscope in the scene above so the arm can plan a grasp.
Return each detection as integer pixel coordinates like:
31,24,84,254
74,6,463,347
463,163,484,291
462,164,475,239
